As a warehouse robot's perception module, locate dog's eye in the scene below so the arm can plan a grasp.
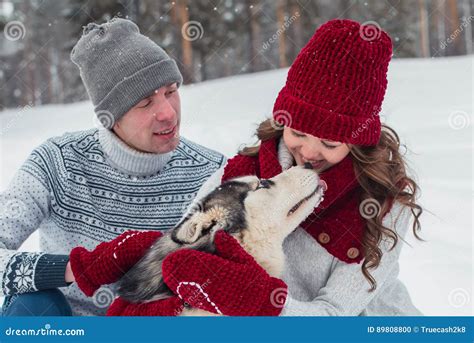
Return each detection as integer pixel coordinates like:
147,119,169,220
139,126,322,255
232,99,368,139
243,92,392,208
256,179,272,190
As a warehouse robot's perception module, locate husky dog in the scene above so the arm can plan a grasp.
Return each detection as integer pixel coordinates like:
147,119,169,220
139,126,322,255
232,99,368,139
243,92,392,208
117,163,325,315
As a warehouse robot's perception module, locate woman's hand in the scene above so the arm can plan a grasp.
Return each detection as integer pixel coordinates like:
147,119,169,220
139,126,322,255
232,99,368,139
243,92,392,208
162,230,288,316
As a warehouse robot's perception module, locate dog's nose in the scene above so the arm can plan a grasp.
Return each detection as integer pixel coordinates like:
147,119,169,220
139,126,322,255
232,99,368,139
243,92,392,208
303,162,313,170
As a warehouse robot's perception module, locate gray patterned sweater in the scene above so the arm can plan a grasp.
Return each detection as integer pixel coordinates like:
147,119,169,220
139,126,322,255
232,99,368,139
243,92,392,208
0,128,225,315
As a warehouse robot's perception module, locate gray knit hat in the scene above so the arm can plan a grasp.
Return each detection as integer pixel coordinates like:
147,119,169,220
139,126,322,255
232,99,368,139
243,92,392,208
71,18,183,127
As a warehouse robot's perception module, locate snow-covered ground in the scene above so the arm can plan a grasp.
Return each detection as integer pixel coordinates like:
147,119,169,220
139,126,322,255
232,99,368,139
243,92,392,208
1,55,472,316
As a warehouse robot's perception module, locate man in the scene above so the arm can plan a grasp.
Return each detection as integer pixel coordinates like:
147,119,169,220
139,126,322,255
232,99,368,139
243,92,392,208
0,18,225,316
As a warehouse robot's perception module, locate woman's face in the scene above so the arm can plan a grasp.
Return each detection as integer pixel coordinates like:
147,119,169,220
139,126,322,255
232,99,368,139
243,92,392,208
283,127,350,172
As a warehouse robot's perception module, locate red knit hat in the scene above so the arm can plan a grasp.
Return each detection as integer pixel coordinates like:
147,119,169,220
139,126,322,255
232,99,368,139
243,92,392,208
272,19,392,146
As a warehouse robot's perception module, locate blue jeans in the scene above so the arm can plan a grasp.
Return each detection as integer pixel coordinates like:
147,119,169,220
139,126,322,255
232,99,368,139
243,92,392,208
1,289,72,316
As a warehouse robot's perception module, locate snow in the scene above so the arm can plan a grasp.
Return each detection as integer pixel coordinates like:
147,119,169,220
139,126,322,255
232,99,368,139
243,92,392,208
1,55,472,316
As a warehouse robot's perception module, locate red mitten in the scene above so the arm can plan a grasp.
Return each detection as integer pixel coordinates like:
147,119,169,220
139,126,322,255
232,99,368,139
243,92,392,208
162,230,288,316
107,295,185,316
70,230,162,296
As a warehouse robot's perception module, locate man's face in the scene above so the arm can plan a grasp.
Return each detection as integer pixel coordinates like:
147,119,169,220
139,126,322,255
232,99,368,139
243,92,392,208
113,83,181,154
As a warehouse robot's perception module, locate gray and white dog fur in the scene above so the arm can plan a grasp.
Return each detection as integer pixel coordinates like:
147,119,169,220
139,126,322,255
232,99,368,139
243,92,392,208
117,163,325,315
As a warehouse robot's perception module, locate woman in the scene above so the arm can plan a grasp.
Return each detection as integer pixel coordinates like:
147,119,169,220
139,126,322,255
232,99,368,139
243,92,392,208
70,19,423,316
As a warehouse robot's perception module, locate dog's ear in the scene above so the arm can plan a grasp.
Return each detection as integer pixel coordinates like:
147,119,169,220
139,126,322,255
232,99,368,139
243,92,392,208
171,213,217,244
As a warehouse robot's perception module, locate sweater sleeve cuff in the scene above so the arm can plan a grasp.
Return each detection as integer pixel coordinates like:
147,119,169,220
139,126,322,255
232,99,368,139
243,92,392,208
280,295,338,316
34,254,71,291
280,295,296,316
279,296,313,316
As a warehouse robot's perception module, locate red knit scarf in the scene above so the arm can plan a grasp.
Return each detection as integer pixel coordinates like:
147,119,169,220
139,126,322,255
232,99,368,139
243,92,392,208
222,138,373,264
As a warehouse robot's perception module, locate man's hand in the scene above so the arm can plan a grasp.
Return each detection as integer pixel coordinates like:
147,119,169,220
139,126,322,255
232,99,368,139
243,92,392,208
65,261,75,283
69,230,163,296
